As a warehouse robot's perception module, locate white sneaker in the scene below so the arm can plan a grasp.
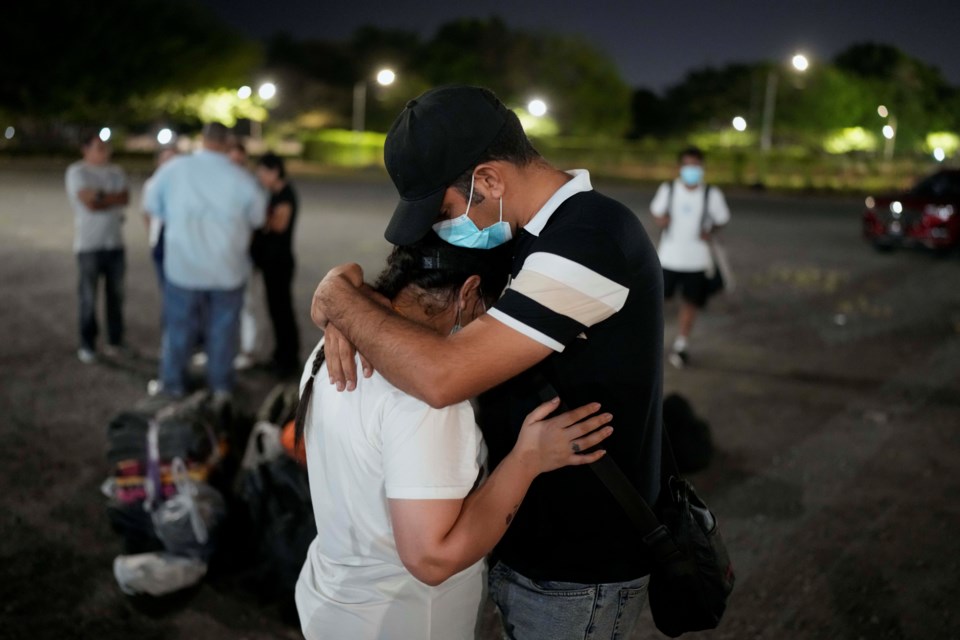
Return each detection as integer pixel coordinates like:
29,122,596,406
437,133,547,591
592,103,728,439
668,349,689,369
77,348,97,364
233,353,255,371
147,379,164,396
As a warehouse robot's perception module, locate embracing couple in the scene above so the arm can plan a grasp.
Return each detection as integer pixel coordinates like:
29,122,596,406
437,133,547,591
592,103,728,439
296,86,665,640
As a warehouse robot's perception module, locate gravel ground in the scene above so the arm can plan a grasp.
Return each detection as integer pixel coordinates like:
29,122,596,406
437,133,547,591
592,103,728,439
1,165,958,639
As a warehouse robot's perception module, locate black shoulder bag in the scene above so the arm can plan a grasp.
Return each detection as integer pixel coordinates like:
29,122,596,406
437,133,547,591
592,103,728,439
536,378,734,637
590,441,734,637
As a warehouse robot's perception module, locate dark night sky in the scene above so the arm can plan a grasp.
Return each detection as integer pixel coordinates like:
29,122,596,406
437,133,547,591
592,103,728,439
198,0,960,91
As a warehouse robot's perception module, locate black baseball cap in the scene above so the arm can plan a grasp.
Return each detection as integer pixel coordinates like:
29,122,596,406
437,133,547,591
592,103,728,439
383,85,509,246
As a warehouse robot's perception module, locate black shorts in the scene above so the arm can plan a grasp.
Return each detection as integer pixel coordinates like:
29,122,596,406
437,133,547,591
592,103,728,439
663,269,708,308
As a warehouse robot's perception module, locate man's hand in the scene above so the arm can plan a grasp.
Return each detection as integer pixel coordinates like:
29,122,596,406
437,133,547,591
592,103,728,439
323,324,372,391
312,262,393,391
653,214,671,230
311,263,365,328
701,225,722,241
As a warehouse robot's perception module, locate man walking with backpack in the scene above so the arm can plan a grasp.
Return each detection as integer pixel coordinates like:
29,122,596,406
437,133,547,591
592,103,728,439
650,146,730,368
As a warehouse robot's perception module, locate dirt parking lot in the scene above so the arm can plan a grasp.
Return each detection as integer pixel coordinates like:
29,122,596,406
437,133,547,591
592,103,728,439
1,166,958,639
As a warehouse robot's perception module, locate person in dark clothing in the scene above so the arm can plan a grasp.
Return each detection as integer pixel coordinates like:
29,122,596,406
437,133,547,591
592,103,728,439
253,153,300,375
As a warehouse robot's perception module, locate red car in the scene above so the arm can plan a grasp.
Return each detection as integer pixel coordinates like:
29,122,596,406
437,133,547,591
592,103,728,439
862,168,960,253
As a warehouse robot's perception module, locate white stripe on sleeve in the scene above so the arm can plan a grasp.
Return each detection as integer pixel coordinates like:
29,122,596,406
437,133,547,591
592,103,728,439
487,308,566,352
520,252,629,312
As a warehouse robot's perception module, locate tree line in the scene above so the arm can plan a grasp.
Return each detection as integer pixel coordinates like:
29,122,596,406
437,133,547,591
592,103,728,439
2,1,957,154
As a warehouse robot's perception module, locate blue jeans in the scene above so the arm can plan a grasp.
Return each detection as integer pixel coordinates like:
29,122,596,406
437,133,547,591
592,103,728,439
489,562,649,640
77,249,125,350
161,280,243,395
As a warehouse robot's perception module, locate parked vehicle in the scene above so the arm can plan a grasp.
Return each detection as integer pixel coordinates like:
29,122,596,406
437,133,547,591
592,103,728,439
862,169,960,253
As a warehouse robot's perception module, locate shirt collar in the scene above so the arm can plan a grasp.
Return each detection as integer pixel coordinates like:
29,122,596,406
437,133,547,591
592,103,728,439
522,169,593,237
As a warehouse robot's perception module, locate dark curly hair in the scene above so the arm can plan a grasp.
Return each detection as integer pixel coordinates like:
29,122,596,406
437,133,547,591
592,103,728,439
294,233,513,445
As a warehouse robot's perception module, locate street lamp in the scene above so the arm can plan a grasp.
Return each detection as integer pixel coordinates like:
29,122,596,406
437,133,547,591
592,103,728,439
878,106,897,160
258,82,277,100
528,99,548,117
732,116,747,132
353,68,396,132
760,51,809,152
237,85,252,99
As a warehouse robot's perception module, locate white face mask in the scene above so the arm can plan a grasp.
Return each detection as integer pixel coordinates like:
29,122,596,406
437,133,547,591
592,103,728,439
433,173,512,250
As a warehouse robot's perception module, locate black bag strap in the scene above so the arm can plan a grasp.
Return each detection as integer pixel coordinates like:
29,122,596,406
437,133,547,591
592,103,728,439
531,371,683,563
699,184,713,233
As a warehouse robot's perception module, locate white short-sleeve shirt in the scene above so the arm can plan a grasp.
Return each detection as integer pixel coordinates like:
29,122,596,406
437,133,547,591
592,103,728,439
650,179,730,272
295,342,485,640
64,161,128,253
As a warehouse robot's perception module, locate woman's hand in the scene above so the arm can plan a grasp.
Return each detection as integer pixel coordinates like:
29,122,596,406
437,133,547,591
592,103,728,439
511,397,613,475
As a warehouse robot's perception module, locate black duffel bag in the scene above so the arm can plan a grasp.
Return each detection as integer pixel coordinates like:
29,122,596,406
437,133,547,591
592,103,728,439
588,437,734,637
644,475,734,636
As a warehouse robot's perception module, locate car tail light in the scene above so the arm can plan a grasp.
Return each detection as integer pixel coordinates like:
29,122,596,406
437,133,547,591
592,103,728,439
924,204,954,221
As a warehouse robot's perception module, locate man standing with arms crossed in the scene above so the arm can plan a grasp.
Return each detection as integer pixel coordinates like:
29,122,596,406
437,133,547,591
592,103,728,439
311,86,663,639
65,132,130,364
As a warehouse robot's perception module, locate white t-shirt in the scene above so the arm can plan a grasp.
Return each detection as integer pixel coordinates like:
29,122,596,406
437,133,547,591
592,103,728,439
295,342,485,640
650,179,730,272
65,161,128,253
142,175,163,248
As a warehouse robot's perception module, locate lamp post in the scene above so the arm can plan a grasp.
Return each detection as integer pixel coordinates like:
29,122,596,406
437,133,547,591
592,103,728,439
878,105,897,160
353,68,396,133
760,53,809,152
241,82,277,143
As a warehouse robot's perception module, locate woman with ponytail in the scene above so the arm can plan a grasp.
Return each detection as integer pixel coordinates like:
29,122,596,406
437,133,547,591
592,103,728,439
292,233,613,640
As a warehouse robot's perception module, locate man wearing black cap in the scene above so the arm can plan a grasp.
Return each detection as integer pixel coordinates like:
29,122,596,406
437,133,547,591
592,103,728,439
311,85,663,639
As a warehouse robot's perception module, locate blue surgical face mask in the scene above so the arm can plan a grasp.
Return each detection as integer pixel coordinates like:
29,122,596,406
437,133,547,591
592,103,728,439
679,165,704,187
433,173,512,250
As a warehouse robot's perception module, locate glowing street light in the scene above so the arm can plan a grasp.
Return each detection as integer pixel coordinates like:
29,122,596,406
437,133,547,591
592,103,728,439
761,51,810,152
4,126,14,140
353,68,398,132
99,127,112,142
933,147,946,162
732,116,747,132
528,99,548,117
237,85,252,99
157,128,174,145
875,104,897,159
258,82,277,100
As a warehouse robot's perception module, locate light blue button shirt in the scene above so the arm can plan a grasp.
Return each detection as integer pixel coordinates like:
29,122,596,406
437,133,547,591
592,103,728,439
144,150,266,289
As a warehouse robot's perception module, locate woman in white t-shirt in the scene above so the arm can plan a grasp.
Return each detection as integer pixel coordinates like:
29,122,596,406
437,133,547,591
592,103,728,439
292,234,614,640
